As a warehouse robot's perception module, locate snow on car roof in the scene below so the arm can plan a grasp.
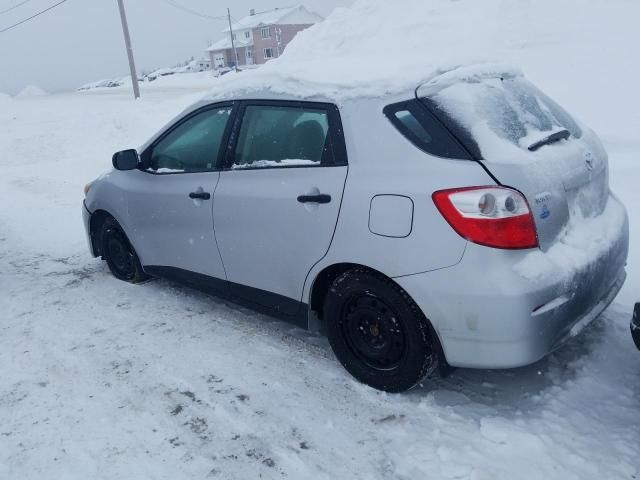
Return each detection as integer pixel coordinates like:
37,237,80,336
416,64,523,97
203,0,525,103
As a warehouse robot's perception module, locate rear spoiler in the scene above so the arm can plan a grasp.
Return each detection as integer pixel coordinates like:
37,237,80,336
416,63,522,98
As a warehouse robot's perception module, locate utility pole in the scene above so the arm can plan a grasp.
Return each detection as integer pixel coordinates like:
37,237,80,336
276,26,282,57
227,8,239,72
117,0,140,99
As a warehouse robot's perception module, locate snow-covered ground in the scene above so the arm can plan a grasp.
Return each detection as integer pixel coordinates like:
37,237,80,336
1,0,639,478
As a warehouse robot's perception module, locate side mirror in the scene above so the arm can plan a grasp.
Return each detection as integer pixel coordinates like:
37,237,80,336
112,149,140,171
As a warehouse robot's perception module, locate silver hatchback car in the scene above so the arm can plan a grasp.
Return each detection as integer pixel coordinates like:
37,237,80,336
83,67,629,392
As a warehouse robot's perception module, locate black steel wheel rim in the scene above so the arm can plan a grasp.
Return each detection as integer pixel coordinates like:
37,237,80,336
340,293,406,371
105,228,135,280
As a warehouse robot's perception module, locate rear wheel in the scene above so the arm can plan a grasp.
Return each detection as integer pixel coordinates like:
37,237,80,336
100,217,149,283
324,268,437,392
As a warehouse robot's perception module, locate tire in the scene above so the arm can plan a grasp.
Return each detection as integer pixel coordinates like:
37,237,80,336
100,217,149,283
324,268,437,392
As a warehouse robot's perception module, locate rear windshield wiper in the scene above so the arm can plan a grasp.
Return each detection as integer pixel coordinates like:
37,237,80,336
528,129,570,152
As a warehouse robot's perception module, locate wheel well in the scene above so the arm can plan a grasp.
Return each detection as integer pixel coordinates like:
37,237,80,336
89,209,112,257
310,263,388,320
309,263,453,376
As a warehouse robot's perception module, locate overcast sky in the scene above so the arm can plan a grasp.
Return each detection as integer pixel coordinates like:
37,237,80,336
0,0,353,95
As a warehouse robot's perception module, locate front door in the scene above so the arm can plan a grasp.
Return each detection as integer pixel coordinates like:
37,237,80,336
126,104,233,280
213,101,349,315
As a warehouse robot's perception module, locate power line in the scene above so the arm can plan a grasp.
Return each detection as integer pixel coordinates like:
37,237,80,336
0,0,67,33
0,0,33,16
250,6,294,17
159,0,226,21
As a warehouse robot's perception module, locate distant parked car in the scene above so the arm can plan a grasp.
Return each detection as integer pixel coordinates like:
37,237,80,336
214,67,234,77
144,68,177,82
77,78,126,91
82,65,629,392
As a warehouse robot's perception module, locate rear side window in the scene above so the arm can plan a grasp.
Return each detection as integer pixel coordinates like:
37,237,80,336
232,105,331,169
383,100,471,160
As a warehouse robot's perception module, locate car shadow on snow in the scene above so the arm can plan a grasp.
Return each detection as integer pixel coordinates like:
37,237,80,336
134,274,613,412
3,244,624,424
410,316,609,412
64,258,617,417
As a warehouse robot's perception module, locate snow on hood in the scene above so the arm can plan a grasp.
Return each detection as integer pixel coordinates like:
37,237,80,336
204,0,534,102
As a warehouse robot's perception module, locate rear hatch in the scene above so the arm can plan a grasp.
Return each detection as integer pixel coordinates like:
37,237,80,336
417,67,609,251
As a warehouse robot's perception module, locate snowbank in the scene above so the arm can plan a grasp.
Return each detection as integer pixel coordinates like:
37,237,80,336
16,85,47,97
76,71,217,95
0,92,11,103
205,0,518,101
205,0,637,104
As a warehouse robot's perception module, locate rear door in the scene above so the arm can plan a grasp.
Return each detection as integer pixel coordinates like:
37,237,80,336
213,100,348,315
126,104,233,279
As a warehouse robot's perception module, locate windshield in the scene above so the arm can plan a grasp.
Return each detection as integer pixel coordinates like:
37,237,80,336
419,76,583,160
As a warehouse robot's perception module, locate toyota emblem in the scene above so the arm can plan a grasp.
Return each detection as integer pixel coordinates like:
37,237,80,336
585,152,594,171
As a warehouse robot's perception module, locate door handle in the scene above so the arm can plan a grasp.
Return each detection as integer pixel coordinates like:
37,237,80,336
297,193,331,204
189,191,211,200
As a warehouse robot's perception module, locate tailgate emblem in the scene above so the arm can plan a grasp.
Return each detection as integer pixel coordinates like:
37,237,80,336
540,204,551,219
585,152,594,171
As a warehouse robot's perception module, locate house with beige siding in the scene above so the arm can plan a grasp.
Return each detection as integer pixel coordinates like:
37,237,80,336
206,6,323,70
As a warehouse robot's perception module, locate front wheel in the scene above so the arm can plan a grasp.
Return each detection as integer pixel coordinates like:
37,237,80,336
324,268,437,392
100,217,149,283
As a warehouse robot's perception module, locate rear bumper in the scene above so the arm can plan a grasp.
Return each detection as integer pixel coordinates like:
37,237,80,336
82,201,97,257
395,194,629,369
632,304,640,351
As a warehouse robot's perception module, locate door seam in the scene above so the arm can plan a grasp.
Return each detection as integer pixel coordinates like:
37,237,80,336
210,171,229,281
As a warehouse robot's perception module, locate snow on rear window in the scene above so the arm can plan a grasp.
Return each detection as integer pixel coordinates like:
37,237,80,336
422,76,583,162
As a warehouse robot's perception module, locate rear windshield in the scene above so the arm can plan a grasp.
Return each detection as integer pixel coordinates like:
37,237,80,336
419,76,583,161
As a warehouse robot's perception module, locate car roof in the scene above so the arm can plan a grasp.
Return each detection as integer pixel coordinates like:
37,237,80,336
190,89,418,112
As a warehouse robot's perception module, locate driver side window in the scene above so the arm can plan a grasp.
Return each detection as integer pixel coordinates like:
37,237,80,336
148,106,232,173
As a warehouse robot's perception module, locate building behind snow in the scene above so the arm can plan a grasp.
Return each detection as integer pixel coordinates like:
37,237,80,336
206,6,323,71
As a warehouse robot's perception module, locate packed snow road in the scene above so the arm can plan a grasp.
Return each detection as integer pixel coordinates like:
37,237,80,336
1,86,639,478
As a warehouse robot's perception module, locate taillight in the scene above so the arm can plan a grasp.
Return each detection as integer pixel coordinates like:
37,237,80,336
432,186,538,249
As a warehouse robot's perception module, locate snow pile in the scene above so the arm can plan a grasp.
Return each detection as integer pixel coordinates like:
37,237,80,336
204,0,502,100
205,0,627,102
15,85,47,97
77,78,126,91
0,92,11,103
75,71,217,95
